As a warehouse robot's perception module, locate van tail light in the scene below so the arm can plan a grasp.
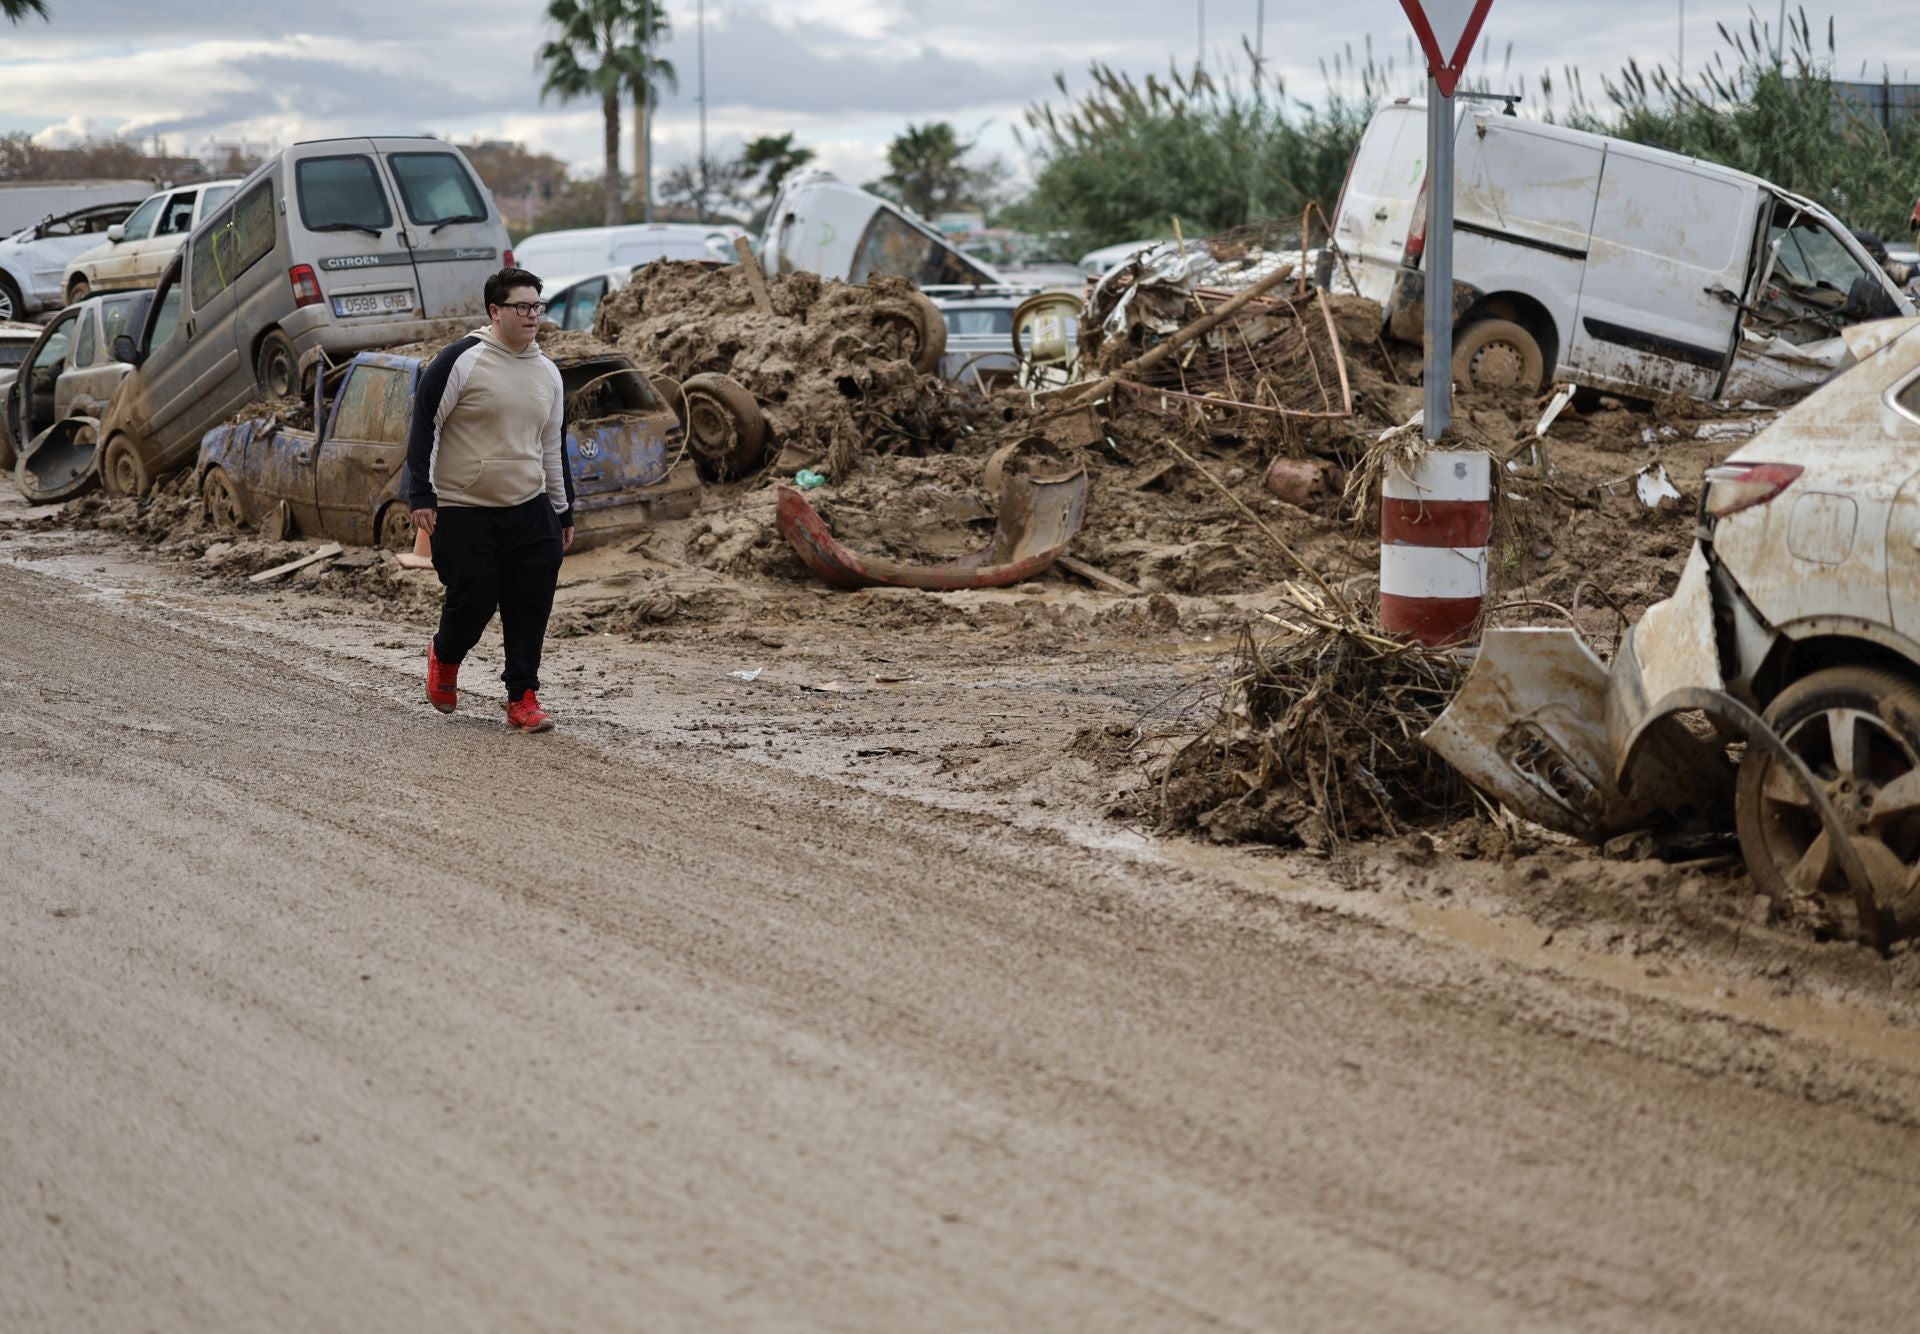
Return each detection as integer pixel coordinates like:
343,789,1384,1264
1704,462,1802,518
1405,174,1429,262
503,248,514,267
289,264,323,308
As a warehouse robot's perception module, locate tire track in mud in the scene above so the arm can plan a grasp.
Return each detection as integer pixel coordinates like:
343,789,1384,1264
6,559,1920,1331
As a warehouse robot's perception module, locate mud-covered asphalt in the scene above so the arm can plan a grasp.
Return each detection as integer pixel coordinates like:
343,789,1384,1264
4,551,1920,1333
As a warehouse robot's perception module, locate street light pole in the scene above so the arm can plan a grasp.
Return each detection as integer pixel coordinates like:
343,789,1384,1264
697,0,708,222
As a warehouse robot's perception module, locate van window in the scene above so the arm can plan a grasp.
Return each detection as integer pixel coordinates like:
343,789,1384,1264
189,208,234,310
387,152,487,227
296,155,394,233
148,274,183,350
157,190,199,237
117,194,165,243
73,309,96,366
229,181,277,278
851,208,996,286
330,364,412,444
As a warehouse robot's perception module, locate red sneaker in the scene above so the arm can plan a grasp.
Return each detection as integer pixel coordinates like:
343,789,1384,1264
426,642,459,713
505,691,554,733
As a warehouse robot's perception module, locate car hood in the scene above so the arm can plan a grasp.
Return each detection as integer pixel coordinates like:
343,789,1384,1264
1725,317,1920,469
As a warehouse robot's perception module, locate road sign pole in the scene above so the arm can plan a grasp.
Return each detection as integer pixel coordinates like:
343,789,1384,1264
1423,74,1454,443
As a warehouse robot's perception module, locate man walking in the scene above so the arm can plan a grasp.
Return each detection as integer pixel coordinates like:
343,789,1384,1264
407,267,575,732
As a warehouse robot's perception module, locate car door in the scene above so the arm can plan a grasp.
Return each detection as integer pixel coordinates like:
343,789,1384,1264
18,309,75,444
1565,149,1757,399
63,293,145,418
290,145,421,324
378,144,504,318
1874,367,1920,638
175,195,257,425
122,187,202,289
313,359,413,543
83,191,163,290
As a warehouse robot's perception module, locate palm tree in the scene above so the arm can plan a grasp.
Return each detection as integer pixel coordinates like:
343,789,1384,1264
741,133,816,201
628,1,677,222
878,122,982,218
3,0,50,21
539,0,652,227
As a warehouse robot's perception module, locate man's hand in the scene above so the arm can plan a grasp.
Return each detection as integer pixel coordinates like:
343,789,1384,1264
562,525,575,554
411,506,437,537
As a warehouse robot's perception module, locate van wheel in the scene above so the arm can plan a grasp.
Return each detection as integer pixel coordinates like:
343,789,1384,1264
100,434,151,498
0,274,21,322
67,276,91,305
256,331,298,399
1451,319,1544,394
1734,666,1920,946
871,292,948,374
679,373,767,481
202,465,246,529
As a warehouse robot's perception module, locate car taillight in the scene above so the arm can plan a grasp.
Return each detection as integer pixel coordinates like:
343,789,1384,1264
1405,174,1429,262
289,264,323,308
503,248,514,267
1703,462,1802,518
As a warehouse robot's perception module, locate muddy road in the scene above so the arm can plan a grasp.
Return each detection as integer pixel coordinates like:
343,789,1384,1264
5,522,1920,1332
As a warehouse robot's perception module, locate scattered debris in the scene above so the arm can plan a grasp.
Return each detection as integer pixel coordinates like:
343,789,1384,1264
248,542,343,584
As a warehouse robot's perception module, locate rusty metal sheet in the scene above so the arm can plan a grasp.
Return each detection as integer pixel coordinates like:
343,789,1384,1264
777,466,1089,592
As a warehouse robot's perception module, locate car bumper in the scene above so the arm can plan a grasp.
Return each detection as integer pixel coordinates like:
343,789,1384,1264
569,460,702,547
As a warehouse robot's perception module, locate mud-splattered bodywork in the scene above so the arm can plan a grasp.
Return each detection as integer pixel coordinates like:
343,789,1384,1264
196,349,697,548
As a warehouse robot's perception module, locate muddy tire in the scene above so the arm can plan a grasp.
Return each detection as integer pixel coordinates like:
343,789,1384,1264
649,374,685,423
679,372,767,481
871,291,948,374
255,329,298,399
100,433,151,498
377,501,416,552
1451,318,1544,394
66,275,91,306
1734,666,1920,942
0,273,21,323
202,465,246,529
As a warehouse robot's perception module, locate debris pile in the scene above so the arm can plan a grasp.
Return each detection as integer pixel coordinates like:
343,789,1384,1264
594,261,980,469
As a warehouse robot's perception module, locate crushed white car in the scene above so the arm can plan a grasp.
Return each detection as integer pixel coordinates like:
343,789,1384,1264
1429,316,1920,947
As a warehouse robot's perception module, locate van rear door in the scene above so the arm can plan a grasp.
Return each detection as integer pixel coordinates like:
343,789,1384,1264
375,141,505,319
292,143,421,326
1332,103,1429,309
1565,147,1757,399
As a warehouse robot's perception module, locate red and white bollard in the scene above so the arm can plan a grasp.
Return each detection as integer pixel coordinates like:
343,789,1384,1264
1379,450,1490,647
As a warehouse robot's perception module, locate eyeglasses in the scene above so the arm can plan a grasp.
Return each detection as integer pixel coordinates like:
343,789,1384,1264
497,300,549,317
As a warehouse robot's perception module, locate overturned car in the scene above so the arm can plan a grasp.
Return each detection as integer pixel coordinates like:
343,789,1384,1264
1429,317,1920,946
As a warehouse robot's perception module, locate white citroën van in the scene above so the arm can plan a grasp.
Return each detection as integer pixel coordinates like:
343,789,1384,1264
1332,100,1915,403
99,136,509,495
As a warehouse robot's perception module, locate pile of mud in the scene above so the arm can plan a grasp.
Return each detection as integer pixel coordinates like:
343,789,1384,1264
593,262,983,465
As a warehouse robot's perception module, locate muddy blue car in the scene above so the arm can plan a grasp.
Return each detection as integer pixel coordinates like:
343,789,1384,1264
194,347,717,549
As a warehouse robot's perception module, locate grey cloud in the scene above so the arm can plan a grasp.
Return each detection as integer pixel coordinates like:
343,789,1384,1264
124,53,502,138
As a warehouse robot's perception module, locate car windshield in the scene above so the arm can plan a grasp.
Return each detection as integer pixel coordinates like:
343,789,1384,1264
387,152,487,226
296,155,394,232
118,194,165,243
851,208,998,287
943,306,1014,335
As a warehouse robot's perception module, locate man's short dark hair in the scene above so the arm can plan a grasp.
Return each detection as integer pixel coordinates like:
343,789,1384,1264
485,267,543,309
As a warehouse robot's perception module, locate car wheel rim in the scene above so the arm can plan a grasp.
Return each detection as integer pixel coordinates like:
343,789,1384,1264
1470,342,1525,390
0,292,12,321
108,445,137,493
205,473,241,527
381,507,413,550
1754,706,1920,905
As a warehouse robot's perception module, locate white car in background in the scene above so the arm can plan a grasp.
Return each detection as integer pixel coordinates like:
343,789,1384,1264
60,178,241,304
514,222,745,279
1076,238,1165,279
0,199,144,320
763,170,1002,287
541,266,634,332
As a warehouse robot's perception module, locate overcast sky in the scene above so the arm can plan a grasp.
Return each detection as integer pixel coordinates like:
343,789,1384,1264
2,1,1916,190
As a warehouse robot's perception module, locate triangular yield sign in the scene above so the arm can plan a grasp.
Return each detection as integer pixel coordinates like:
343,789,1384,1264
1398,0,1496,96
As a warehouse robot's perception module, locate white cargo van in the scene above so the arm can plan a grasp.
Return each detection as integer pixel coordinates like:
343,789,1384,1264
513,222,745,277
1332,100,1915,402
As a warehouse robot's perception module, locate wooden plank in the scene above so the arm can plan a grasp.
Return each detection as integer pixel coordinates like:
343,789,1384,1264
1056,554,1141,595
249,542,343,583
734,237,774,316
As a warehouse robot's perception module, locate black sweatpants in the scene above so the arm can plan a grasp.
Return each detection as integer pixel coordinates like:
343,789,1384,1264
430,495,564,698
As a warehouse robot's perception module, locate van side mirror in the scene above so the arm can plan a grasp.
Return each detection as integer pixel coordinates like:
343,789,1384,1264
106,224,125,243
112,333,142,366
